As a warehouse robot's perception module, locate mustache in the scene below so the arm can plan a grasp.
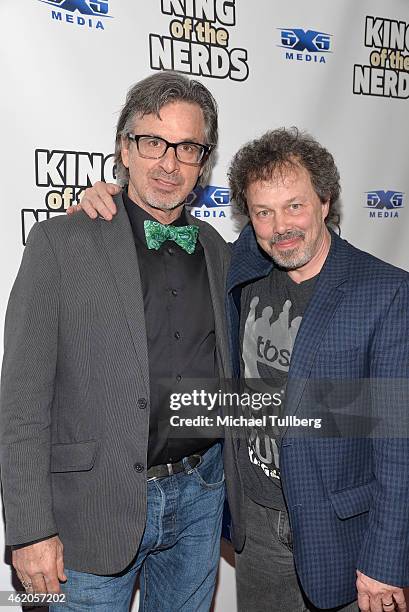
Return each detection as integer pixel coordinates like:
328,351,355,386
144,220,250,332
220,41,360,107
270,230,305,246
149,170,183,186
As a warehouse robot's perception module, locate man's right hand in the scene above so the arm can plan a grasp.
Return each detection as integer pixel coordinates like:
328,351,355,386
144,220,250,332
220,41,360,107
67,181,121,221
12,535,67,594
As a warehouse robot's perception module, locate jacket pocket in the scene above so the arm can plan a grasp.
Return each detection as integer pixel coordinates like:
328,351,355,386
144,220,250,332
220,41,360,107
329,480,374,519
50,440,98,473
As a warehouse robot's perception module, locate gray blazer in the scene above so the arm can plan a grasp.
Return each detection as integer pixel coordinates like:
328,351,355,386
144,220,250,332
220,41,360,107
0,193,231,574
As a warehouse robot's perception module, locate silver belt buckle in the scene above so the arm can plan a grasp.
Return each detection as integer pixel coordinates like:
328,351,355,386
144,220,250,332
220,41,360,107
167,463,174,476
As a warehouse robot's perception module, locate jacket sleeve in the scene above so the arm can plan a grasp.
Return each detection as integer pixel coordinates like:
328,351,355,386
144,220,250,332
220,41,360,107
0,222,60,545
357,278,409,585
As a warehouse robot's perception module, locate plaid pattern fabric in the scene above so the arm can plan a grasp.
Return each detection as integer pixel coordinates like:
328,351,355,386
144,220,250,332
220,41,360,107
226,225,409,608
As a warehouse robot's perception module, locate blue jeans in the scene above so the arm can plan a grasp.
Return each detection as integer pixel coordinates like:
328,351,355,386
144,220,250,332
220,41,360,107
51,443,225,612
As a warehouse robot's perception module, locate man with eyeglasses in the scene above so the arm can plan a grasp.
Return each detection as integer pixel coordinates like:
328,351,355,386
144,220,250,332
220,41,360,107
0,72,230,611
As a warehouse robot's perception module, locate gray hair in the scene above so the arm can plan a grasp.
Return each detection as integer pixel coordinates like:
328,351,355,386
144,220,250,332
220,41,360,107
115,72,218,187
228,127,341,228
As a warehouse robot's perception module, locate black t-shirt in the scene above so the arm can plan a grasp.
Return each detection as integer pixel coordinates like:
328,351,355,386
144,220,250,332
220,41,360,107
239,266,317,509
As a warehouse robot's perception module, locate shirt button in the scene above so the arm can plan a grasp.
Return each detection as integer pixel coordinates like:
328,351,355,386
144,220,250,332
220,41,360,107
174,331,181,340
171,289,178,297
176,375,182,382
133,463,144,473
137,398,147,410
167,247,174,255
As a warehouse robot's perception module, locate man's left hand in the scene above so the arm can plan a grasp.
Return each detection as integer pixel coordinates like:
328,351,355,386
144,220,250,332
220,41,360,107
357,570,407,612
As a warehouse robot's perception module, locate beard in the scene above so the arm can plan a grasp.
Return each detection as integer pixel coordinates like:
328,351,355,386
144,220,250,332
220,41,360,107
145,197,184,212
144,169,186,212
268,230,313,270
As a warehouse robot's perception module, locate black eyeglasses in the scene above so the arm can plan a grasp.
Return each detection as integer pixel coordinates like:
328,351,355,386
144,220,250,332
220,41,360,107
126,134,212,165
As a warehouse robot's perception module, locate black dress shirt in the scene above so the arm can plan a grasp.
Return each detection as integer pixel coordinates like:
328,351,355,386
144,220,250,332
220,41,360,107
123,191,218,468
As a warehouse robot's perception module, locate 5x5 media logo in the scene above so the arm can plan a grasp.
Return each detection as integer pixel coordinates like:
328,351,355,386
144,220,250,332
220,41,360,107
186,185,231,219
38,0,112,30
278,28,332,64
365,190,405,219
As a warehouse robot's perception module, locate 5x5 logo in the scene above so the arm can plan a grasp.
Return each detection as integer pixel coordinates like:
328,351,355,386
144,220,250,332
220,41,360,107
365,191,404,209
187,185,231,208
39,0,109,15
278,29,331,53
186,185,230,220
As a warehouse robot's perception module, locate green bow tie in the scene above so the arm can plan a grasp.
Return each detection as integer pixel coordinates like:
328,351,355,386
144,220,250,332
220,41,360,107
144,220,199,254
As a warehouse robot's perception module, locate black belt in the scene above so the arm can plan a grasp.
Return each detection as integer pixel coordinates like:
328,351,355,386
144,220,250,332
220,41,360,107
147,452,203,481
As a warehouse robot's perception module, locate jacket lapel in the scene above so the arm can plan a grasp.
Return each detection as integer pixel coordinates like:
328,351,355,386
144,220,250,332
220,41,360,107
227,224,274,377
99,193,149,395
281,232,351,437
228,223,273,290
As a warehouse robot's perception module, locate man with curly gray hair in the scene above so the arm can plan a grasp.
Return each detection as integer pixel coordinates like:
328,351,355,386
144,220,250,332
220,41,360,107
226,127,409,612
229,127,340,228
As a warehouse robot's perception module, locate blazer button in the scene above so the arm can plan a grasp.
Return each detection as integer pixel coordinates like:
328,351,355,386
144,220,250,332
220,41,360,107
137,398,147,410
134,463,144,473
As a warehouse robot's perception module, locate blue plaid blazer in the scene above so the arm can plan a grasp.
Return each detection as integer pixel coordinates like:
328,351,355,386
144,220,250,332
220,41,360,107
226,224,409,608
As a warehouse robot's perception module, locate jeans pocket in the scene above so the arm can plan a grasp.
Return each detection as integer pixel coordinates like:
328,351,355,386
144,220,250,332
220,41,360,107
192,444,225,490
266,507,294,552
277,510,294,551
193,467,225,489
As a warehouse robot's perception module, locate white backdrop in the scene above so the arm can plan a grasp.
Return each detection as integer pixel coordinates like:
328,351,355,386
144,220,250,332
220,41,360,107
1,1,408,609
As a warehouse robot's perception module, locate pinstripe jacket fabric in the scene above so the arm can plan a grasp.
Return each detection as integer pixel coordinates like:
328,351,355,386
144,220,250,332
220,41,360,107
226,223,409,608
0,193,231,575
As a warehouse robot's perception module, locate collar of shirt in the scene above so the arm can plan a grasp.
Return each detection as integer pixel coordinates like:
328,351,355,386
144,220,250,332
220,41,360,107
122,188,188,248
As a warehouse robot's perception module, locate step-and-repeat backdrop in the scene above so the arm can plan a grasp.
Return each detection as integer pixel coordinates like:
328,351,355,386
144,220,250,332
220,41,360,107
1,1,408,609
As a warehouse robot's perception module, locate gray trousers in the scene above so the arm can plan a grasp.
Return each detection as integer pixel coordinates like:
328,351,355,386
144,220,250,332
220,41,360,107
235,495,359,612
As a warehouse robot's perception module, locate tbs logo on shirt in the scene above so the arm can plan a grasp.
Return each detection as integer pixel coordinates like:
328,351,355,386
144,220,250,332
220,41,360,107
38,0,112,30
365,190,405,220
186,185,231,219
277,27,332,64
